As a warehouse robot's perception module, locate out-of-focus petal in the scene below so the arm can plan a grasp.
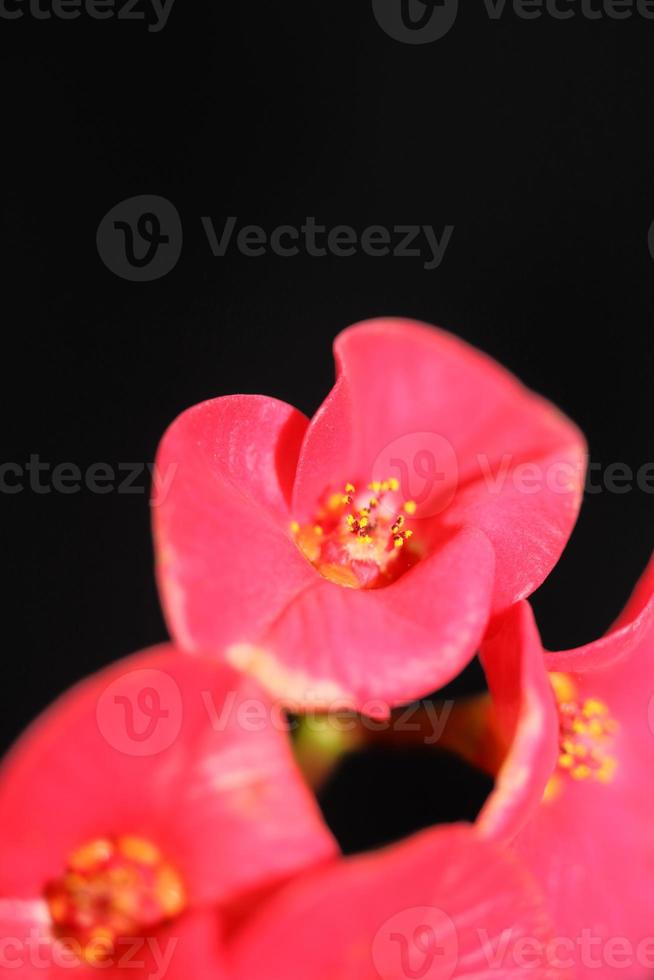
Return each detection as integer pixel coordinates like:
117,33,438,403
228,824,567,980
0,904,226,980
0,646,336,906
478,602,559,842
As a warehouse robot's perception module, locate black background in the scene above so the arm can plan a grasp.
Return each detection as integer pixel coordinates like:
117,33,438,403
1,1,652,845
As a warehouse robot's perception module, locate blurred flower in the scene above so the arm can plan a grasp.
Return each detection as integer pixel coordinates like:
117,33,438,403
0,646,335,978
226,823,566,980
154,317,585,713
479,556,654,979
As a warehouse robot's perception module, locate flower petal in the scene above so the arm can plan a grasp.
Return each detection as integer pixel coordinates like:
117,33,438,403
478,602,559,842
153,394,314,654
231,525,496,711
292,318,585,611
228,824,566,980
0,646,336,906
485,565,654,979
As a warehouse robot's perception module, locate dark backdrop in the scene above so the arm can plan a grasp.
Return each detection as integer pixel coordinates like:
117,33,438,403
1,0,652,843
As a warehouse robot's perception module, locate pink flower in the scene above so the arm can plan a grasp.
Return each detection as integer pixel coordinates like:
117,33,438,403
0,646,336,978
479,556,654,978
154,318,585,712
227,823,568,979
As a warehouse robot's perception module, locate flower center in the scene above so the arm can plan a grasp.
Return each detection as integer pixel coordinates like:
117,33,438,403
45,836,186,963
291,479,419,589
550,673,619,785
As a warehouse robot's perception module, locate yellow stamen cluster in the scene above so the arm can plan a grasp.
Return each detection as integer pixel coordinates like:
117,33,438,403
340,481,415,550
550,672,619,785
45,836,186,964
290,478,419,589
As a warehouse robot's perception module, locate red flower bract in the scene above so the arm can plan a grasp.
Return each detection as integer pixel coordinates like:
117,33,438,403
479,556,654,979
227,824,568,980
154,317,586,712
0,646,336,979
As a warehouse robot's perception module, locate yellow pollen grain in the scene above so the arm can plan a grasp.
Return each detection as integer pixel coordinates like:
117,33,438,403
117,836,161,866
290,521,300,534
156,866,187,918
404,500,417,515
388,477,399,491
550,672,578,704
582,699,608,718
69,839,113,873
571,764,592,781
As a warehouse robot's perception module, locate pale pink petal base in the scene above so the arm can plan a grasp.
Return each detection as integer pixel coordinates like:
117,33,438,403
0,904,226,980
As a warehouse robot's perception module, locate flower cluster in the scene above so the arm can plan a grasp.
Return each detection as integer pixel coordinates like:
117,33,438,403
1,318,651,979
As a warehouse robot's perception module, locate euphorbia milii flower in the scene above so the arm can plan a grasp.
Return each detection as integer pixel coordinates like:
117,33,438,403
154,318,585,711
0,645,336,978
227,823,568,979
479,556,654,978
